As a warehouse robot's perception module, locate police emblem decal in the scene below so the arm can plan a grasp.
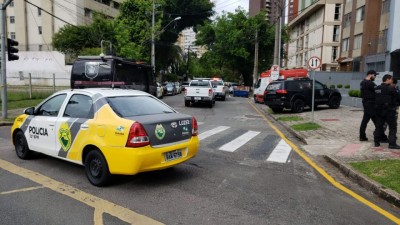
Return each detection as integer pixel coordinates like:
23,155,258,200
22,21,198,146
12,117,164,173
155,124,166,140
58,122,72,152
85,62,100,79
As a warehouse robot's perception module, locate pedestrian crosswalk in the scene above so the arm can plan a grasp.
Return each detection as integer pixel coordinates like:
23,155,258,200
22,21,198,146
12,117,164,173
198,125,292,164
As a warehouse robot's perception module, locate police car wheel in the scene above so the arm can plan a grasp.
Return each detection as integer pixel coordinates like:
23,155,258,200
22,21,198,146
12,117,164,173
292,99,305,113
14,131,32,159
85,150,111,187
328,96,340,109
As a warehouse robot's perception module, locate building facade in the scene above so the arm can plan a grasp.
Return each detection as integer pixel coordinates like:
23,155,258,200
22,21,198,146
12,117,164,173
6,0,121,51
338,0,392,74
176,28,206,59
249,0,285,23
287,0,343,71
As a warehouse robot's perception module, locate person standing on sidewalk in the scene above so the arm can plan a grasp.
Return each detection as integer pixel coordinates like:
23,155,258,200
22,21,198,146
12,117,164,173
374,74,400,149
359,70,378,141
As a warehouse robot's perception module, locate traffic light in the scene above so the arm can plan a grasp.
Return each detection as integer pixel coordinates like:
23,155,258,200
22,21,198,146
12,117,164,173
7,38,19,61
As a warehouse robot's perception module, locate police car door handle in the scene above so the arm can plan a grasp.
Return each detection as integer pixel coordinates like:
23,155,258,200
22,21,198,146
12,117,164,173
49,123,55,127
80,124,89,129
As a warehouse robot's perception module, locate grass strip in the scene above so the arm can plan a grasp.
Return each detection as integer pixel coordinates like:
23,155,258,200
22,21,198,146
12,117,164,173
277,116,304,122
350,160,400,194
291,122,321,131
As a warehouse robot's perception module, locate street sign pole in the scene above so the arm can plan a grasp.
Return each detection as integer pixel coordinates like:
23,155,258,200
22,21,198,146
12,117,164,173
307,56,322,123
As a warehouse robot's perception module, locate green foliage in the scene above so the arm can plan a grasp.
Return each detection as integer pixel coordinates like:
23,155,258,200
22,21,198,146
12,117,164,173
337,84,343,88
195,10,275,86
348,89,361,97
351,159,400,194
345,84,350,89
329,84,336,89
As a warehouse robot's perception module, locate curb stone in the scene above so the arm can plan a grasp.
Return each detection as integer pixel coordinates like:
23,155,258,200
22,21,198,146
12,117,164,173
324,155,400,208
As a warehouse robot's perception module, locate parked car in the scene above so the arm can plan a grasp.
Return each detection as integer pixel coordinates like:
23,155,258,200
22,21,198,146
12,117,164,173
156,82,163,99
264,79,341,113
175,82,182,94
11,88,199,186
181,81,190,91
165,82,177,95
211,78,229,101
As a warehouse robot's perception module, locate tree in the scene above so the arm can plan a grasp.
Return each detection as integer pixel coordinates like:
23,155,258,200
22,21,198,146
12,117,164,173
52,14,115,57
195,10,275,86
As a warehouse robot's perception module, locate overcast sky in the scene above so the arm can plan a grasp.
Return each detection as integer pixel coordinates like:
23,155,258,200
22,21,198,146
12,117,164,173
213,0,248,16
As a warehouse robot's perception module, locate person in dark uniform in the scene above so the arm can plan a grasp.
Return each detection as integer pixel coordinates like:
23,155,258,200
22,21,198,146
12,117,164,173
374,74,400,149
359,70,378,141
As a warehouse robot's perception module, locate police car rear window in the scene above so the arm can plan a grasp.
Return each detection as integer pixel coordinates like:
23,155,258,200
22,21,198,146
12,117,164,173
267,82,282,91
190,81,210,87
107,96,174,117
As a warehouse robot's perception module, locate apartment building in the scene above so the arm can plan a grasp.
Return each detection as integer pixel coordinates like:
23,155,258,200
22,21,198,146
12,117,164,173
287,0,343,71
249,0,285,23
388,0,400,78
338,0,392,74
6,0,121,51
176,28,206,58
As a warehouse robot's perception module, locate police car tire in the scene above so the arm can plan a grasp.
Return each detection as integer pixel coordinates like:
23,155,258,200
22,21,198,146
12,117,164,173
292,99,305,113
328,96,341,109
85,150,111,187
14,131,32,159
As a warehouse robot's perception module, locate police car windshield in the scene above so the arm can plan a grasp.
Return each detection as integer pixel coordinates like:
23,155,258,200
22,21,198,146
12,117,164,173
267,82,282,91
107,96,174,117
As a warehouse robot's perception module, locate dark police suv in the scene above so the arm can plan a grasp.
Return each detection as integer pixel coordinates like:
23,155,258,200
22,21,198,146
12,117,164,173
71,56,157,96
264,78,341,113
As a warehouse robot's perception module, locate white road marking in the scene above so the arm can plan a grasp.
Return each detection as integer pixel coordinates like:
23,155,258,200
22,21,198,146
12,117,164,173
199,126,230,140
267,139,292,163
219,131,260,152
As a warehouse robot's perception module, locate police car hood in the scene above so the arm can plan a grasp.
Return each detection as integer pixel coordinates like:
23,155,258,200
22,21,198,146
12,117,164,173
127,113,193,146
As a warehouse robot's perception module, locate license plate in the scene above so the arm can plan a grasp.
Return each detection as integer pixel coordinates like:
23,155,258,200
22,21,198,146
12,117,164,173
194,97,201,100
164,150,182,161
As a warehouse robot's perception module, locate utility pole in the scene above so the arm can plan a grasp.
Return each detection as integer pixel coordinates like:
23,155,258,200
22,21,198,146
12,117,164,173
252,29,259,88
273,0,284,67
151,0,155,75
186,46,190,81
1,0,13,119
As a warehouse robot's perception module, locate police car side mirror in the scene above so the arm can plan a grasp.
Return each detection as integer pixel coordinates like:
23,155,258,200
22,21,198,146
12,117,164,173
24,107,35,115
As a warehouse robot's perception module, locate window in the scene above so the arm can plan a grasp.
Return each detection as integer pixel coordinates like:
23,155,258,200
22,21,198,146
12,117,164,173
345,0,352,4
38,8,41,16
107,96,174,117
38,45,42,51
334,4,341,21
64,95,94,119
343,13,351,28
332,46,338,62
9,1,14,7
381,0,390,14
10,32,16,40
356,6,365,23
379,29,388,49
37,94,67,117
38,26,42,34
10,16,15,24
333,25,340,42
354,34,362,49
342,38,349,51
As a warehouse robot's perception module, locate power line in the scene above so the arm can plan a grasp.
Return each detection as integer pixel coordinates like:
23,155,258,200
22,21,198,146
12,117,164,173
24,0,76,27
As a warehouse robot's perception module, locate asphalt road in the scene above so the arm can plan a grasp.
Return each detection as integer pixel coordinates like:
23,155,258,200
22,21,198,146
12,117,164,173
0,93,399,224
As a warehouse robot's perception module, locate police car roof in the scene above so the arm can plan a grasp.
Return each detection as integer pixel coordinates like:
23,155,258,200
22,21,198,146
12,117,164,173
62,88,150,97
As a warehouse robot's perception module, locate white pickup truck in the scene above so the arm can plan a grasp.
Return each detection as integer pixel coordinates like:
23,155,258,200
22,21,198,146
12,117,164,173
211,79,229,101
184,79,216,108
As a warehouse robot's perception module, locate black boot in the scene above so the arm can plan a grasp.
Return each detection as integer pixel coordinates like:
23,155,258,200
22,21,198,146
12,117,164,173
374,141,380,147
388,144,400,149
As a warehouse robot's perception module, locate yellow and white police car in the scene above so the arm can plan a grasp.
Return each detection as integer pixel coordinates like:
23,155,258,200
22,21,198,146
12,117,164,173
11,88,199,186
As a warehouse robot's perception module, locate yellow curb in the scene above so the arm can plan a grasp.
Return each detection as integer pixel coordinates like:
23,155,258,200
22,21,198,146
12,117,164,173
248,100,400,224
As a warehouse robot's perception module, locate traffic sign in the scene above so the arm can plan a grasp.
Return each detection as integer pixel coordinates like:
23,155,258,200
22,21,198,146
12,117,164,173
270,65,280,80
307,56,321,70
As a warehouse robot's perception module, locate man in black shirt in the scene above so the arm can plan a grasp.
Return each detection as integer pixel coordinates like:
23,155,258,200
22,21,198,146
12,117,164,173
359,70,378,141
374,74,400,149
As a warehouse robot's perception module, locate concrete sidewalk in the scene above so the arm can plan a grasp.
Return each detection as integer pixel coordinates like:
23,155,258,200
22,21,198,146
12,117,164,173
261,104,400,207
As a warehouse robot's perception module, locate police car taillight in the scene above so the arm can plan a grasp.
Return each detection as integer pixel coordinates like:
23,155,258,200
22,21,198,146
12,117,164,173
208,89,212,96
184,89,187,96
126,122,150,147
192,116,198,136
276,89,288,94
